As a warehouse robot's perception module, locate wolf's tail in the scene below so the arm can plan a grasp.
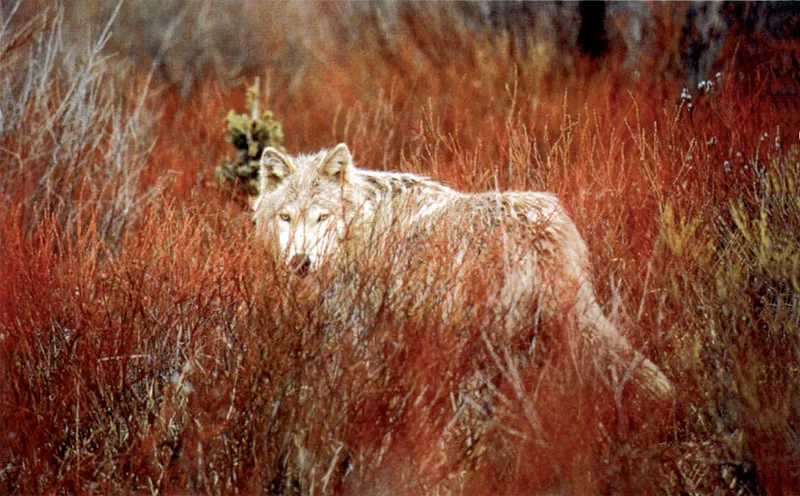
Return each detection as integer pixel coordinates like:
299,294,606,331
582,305,674,402
626,352,675,401
595,333,675,402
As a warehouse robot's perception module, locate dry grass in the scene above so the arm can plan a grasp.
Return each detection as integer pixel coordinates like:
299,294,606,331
1,1,799,494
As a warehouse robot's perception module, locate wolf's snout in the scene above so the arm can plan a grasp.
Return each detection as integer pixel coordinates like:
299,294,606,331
288,254,312,275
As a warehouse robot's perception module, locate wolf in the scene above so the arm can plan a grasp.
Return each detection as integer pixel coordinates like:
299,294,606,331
252,143,673,400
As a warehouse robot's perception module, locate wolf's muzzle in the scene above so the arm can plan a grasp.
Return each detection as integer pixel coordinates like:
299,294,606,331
288,254,312,276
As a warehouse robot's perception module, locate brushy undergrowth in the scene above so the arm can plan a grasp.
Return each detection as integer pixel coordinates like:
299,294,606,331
1,1,799,494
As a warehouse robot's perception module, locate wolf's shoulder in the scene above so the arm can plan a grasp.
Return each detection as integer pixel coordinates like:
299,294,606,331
350,167,458,199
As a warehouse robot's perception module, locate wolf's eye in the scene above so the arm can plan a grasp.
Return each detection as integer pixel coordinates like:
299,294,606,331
278,213,291,222
317,212,330,222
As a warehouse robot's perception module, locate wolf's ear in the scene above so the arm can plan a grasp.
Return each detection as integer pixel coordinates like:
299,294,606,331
319,143,352,182
260,147,294,191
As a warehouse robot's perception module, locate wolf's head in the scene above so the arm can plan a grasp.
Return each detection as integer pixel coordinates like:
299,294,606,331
252,143,367,273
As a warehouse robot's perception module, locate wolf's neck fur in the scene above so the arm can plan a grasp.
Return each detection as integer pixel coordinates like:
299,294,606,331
354,169,459,202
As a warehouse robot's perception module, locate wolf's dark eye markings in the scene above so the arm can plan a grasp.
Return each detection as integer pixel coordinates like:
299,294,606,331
279,213,291,222
317,212,330,222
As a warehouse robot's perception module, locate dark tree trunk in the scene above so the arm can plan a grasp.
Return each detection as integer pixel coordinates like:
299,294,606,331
578,1,608,59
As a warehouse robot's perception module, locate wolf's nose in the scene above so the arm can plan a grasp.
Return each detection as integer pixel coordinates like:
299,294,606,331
288,254,312,275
